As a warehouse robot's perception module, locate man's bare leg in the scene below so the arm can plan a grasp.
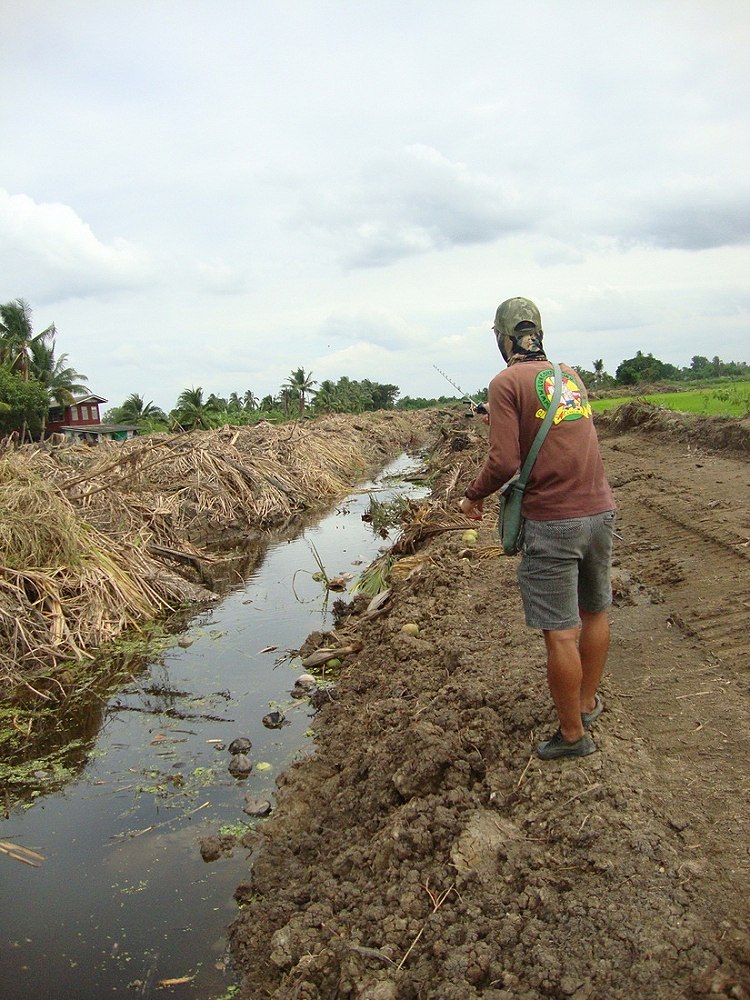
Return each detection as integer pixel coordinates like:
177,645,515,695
578,609,609,714
543,628,585,743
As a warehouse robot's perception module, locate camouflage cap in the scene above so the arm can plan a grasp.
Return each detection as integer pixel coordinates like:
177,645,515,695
492,297,545,364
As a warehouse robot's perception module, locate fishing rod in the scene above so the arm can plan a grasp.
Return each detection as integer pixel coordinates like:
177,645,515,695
432,365,488,415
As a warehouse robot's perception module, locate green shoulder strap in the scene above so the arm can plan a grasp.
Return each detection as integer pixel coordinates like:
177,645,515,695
515,363,563,490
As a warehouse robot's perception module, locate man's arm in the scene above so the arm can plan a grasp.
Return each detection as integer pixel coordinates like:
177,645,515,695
463,374,521,502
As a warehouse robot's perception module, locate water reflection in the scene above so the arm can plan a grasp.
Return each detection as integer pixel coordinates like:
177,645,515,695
0,452,427,999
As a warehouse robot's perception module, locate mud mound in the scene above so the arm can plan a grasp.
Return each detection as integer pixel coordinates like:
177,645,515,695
596,401,750,455
228,411,750,998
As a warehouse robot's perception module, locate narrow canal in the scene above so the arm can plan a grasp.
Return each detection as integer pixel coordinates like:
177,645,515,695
0,453,427,1000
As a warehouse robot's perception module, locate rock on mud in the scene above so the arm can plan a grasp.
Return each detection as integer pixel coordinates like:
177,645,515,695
291,673,317,698
243,796,272,817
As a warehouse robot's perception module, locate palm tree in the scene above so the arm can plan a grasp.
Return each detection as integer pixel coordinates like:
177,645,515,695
335,376,367,413
29,340,89,435
207,392,228,411
278,386,297,418
312,379,341,414
283,367,317,416
243,389,259,411
173,386,220,430
117,393,167,424
0,298,56,380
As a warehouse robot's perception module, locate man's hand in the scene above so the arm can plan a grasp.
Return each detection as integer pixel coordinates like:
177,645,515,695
459,496,483,521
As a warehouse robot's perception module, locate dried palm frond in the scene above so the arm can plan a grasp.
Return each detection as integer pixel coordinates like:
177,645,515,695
0,409,437,694
390,502,473,555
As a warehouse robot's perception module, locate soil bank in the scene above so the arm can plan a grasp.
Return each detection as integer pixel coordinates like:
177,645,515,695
228,404,750,999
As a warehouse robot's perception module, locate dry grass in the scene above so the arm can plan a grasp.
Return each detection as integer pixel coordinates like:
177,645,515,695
0,412,432,697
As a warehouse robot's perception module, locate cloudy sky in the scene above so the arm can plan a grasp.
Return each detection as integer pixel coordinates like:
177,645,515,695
2,0,749,412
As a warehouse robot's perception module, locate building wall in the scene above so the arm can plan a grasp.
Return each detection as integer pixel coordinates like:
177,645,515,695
67,403,101,425
47,401,103,433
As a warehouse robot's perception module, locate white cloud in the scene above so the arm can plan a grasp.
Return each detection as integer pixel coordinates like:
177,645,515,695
1,1,748,412
193,259,250,295
295,144,539,267
320,310,421,352
0,189,151,303
626,185,750,251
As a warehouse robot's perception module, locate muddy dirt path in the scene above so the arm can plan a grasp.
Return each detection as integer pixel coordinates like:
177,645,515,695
229,410,750,999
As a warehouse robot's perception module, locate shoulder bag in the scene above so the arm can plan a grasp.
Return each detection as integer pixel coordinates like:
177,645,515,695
498,363,563,555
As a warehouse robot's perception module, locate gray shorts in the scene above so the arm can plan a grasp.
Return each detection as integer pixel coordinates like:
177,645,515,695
517,510,616,631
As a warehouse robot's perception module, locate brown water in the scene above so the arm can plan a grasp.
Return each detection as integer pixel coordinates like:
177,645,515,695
0,454,426,1000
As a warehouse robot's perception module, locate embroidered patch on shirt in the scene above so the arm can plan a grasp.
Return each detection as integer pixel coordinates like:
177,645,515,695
534,369,592,423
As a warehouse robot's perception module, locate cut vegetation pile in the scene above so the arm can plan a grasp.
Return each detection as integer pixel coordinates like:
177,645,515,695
0,411,434,698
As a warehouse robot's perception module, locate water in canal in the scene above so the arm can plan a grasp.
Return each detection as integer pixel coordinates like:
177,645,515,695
0,453,427,999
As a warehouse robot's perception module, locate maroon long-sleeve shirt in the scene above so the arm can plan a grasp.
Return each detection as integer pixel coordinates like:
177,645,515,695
464,360,615,521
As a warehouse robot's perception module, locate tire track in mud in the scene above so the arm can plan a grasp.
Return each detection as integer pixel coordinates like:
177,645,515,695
637,495,750,666
604,435,750,670
602,433,750,977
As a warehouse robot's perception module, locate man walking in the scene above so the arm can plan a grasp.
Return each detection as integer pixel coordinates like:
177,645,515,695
459,297,616,760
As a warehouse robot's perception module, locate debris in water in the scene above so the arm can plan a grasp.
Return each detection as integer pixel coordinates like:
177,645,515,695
0,840,45,867
300,642,363,668
228,753,252,777
228,737,252,754
262,710,286,729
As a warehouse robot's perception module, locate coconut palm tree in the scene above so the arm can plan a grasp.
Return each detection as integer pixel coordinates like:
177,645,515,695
283,367,316,416
243,389,259,411
173,386,221,430
278,386,297,418
312,379,341,414
117,393,167,424
0,298,56,380
207,392,228,411
29,340,89,436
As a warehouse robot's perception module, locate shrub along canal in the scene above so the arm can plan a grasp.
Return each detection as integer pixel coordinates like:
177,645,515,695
0,453,427,1000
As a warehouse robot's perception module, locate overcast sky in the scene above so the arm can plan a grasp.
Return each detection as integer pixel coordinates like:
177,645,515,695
2,0,749,412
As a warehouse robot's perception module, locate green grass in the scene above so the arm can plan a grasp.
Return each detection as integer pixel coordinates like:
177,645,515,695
590,381,750,418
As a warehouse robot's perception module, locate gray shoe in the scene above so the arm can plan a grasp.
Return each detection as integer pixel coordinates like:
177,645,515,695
581,693,604,729
536,729,596,760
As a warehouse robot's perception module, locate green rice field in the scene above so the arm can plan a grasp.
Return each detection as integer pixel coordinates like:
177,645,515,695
590,381,750,418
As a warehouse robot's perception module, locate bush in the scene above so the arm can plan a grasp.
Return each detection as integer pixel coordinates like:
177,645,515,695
0,369,49,436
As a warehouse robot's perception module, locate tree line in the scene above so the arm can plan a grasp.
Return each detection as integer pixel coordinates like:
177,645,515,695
106,371,402,431
583,351,750,388
1,297,748,437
